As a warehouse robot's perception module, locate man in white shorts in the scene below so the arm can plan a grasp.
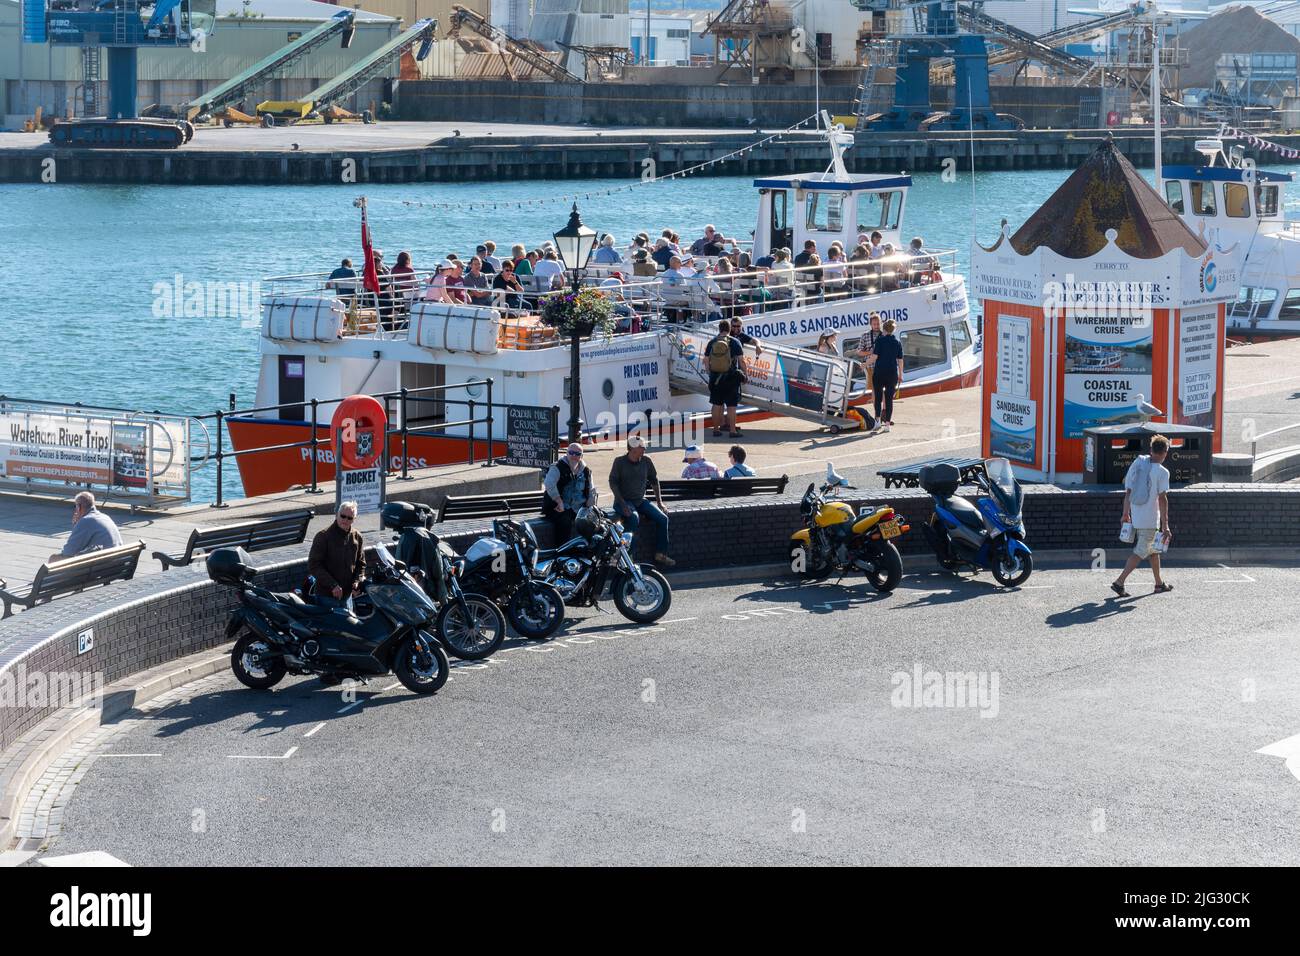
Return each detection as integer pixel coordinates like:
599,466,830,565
1111,434,1172,597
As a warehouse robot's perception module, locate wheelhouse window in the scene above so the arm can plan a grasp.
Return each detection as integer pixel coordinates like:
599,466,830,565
806,191,846,232
1229,286,1278,320
1224,182,1250,218
1279,289,1300,320
1256,184,1280,218
1165,180,1184,213
898,326,948,373
1190,181,1217,216
950,320,973,355
857,190,903,233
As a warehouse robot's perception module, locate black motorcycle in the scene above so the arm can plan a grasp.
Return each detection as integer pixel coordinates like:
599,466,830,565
382,501,508,661
459,517,566,640
209,544,449,695
532,506,672,623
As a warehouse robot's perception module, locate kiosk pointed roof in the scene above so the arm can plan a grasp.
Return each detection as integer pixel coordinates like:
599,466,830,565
1010,137,1206,259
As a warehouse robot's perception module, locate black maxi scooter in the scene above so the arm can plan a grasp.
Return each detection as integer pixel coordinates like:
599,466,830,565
209,544,450,694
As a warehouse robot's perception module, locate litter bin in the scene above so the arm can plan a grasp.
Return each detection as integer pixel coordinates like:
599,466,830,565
1083,422,1213,485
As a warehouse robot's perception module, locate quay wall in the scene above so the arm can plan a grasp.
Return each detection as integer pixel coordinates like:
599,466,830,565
1,125,1292,186
3,483,1300,767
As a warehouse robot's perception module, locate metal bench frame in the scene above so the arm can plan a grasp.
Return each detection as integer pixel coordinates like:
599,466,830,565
152,510,314,570
1,541,147,618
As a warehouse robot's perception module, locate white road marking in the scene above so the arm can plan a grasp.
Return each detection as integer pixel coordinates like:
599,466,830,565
658,617,697,625
758,431,980,471
337,700,363,714
382,682,402,691
229,746,298,760
1206,563,1256,584
1225,373,1300,394
96,753,162,758
303,722,327,739
39,851,130,867
1256,732,1300,782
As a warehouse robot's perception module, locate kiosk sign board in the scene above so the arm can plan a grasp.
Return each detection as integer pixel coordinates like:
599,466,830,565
1062,313,1153,439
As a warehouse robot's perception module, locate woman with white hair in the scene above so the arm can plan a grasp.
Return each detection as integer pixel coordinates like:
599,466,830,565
593,233,623,265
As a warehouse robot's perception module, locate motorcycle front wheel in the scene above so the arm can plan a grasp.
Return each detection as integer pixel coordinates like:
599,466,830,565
862,542,903,592
393,632,449,694
436,594,507,660
506,581,565,639
991,547,1033,587
230,631,286,690
612,567,672,623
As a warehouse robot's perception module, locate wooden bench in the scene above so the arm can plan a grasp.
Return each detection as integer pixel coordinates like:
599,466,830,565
878,457,986,489
152,510,313,570
657,475,789,501
0,541,147,618
436,490,546,523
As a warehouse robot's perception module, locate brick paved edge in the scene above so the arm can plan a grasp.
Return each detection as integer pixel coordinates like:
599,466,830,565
0,643,231,850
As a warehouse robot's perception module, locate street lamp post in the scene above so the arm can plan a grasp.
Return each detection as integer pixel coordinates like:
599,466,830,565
552,203,598,445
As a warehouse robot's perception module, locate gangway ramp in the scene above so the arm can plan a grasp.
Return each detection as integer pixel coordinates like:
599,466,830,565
258,18,438,120
666,326,868,433
187,10,357,120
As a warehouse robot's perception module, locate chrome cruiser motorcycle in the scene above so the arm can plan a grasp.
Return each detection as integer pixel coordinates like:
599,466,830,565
532,506,672,623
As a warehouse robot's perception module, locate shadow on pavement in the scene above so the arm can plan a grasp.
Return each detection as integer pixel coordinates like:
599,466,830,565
1044,597,1142,628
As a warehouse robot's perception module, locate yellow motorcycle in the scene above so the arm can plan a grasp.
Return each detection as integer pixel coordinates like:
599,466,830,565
789,466,908,592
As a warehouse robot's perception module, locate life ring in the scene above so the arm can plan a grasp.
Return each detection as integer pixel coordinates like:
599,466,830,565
331,395,388,471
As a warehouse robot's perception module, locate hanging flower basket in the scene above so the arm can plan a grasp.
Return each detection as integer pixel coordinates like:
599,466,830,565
540,286,617,340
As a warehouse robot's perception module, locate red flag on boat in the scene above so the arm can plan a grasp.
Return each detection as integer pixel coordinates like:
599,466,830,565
360,200,379,295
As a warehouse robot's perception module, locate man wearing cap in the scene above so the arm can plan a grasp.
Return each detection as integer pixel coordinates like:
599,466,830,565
543,443,595,543
609,436,674,567
680,444,722,480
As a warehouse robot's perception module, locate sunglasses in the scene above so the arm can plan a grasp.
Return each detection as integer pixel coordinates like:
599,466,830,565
567,450,583,457
339,514,355,521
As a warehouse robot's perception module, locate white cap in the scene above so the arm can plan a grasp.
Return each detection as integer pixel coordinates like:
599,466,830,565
626,434,646,449
682,444,703,462
437,259,452,270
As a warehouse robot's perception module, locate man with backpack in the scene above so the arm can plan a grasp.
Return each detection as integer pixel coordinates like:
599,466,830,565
705,319,745,438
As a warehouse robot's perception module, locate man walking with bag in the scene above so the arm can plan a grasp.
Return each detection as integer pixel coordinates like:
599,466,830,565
705,319,745,438
1110,434,1173,597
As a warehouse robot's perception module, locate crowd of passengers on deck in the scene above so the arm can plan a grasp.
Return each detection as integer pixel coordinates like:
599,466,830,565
323,226,943,333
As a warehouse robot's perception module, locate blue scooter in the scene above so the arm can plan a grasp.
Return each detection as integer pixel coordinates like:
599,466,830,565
919,457,1032,587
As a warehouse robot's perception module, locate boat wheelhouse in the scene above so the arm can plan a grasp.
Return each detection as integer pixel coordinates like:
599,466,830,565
1160,139,1298,337
229,119,980,496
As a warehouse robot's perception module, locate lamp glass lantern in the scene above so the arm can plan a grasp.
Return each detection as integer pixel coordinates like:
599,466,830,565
553,203,598,283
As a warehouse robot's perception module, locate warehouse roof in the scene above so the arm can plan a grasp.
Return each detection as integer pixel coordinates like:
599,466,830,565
216,0,396,22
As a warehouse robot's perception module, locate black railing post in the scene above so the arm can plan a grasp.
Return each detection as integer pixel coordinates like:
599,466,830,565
484,378,494,467
212,409,227,508
400,386,411,480
468,394,476,466
309,398,320,494
551,405,560,452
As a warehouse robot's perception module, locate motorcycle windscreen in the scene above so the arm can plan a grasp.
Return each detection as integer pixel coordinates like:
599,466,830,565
984,457,1023,517
368,582,433,627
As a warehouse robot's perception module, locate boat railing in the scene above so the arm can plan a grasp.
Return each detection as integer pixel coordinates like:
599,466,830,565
258,248,959,347
193,377,536,508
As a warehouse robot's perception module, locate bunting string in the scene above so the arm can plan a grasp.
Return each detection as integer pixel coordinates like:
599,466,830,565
1219,124,1300,162
367,114,825,213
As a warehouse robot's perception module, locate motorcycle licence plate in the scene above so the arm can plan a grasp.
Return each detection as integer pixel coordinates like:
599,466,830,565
879,518,901,539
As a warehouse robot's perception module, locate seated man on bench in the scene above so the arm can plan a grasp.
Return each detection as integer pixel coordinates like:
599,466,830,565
50,492,122,563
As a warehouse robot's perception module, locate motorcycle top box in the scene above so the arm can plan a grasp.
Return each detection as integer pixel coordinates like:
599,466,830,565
206,547,257,586
382,500,435,531
918,463,960,499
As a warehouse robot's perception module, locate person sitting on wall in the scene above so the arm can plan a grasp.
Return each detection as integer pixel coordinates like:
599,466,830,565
543,443,595,544
308,501,365,609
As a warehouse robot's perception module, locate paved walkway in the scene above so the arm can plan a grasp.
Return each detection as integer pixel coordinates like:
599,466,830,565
1,335,1295,597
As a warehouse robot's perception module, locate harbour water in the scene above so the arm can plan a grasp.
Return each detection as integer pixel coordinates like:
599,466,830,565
4,162,1298,501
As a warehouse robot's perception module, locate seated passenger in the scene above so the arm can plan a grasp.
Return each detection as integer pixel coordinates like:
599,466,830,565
593,234,624,265
680,444,723,480
423,260,455,302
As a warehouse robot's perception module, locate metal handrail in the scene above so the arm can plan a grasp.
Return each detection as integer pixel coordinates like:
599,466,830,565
1250,421,1300,461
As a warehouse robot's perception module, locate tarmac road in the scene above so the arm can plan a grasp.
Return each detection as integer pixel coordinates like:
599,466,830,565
27,560,1300,866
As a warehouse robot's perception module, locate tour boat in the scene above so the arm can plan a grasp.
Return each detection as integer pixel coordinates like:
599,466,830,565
228,119,980,496
1160,138,1299,338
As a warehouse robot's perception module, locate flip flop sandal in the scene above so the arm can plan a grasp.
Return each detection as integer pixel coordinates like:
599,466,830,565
1154,583,1174,594
1110,582,1129,598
